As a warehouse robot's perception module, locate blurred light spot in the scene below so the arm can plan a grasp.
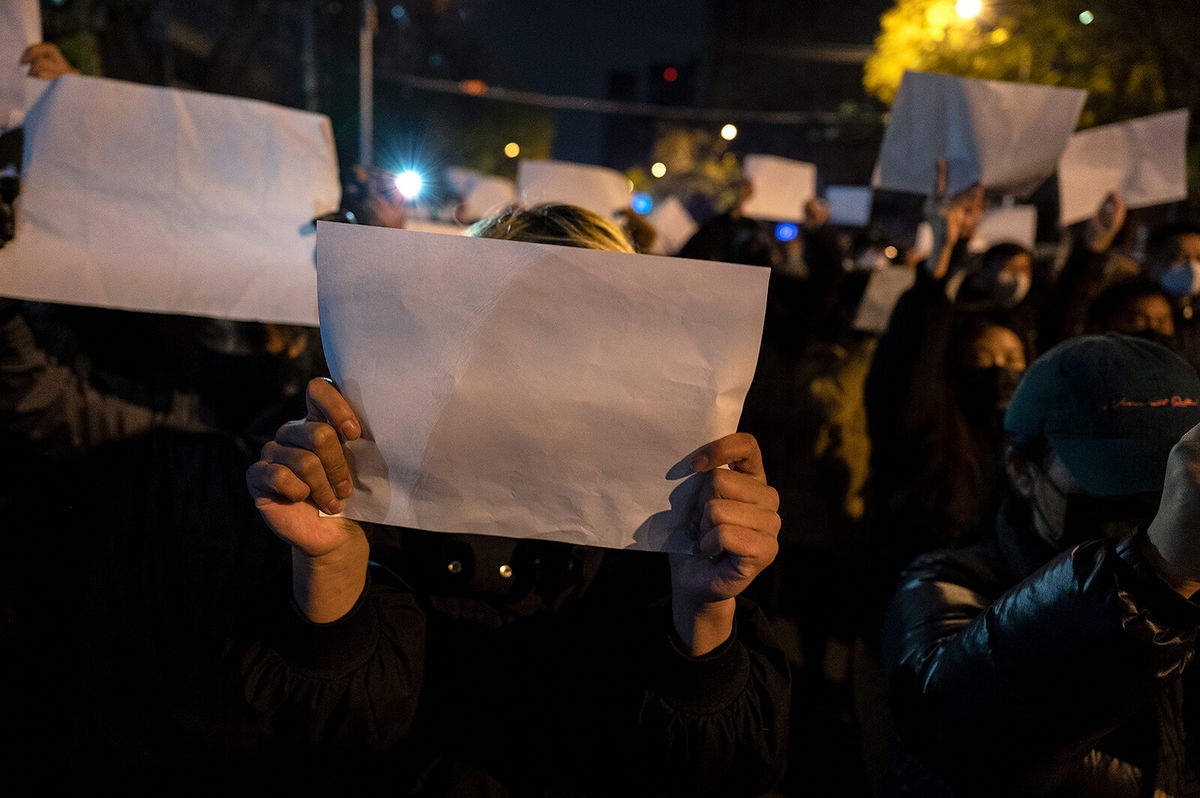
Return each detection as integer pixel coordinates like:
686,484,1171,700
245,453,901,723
1079,9,1094,24
884,246,899,259
775,223,799,242
955,0,982,19
394,171,423,200
927,4,952,27
720,124,738,141
460,79,488,96
662,67,678,82
504,141,520,158
626,178,635,192
650,162,667,178
631,193,653,215
990,27,1010,43
391,4,405,19
429,53,443,67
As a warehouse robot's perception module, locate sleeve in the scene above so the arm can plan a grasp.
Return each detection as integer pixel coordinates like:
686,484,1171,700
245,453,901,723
1038,237,1110,349
237,567,426,752
882,532,1200,793
572,597,790,797
0,300,207,455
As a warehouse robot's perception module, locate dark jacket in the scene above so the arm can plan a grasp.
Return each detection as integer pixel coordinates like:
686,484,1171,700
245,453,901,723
238,528,791,797
882,501,1200,796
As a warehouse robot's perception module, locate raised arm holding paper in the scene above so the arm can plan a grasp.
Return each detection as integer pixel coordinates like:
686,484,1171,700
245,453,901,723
241,204,788,795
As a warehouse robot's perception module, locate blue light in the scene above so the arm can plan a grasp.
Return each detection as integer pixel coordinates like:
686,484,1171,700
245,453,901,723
631,192,653,215
775,222,799,242
391,5,406,20
394,171,423,200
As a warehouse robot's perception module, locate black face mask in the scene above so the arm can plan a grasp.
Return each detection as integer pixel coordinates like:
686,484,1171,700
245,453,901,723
1031,464,1160,549
955,366,1024,420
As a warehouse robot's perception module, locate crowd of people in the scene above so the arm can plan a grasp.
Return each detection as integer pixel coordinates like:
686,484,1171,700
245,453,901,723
2,41,1199,798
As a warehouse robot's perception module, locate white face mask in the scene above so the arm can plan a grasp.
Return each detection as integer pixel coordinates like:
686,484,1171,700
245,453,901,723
994,271,1032,309
1159,258,1200,297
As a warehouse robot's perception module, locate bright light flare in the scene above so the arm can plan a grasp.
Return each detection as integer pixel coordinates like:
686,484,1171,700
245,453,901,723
504,141,520,158
631,192,653,215
394,170,423,200
774,223,799,242
720,123,738,141
955,0,982,19
1079,10,1094,24
650,162,667,178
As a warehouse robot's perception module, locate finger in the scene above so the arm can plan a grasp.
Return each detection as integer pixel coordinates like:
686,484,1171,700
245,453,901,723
246,460,312,504
20,43,52,64
261,441,343,514
695,523,779,564
1178,421,1200,444
305,377,361,440
276,421,354,498
691,432,767,484
702,498,781,538
710,469,780,511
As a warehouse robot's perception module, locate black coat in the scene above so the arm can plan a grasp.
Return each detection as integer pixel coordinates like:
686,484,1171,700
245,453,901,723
883,501,1200,796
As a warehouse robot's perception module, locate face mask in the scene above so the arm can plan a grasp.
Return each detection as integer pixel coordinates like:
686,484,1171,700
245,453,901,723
1029,464,1159,550
1158,258,1200,297
955,366,1024,420
993,271,1032,309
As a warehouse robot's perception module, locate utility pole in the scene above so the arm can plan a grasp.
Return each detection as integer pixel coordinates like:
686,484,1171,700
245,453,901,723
359,0,377,167
302,0,319,112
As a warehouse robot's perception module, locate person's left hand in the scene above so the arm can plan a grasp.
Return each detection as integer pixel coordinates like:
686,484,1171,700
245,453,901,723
669,433,780,654
1084,191,1127,254
21,43,77,80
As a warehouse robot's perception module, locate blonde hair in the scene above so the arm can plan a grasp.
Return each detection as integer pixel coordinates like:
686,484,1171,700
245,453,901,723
467,203,635,254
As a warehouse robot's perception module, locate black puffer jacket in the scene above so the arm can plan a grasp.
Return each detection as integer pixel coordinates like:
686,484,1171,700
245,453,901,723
882,500,1200,796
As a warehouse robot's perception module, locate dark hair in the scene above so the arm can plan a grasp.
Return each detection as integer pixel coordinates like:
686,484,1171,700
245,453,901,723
1006,431,1051,471
980,241,1031,273
1145,222,1200,260
1086,278,1172,332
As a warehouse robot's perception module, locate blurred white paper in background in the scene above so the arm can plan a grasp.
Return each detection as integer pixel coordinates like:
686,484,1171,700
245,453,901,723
852,267,916,334
647,195,697,255
316,224,769,553
517,159,631,217
825,185,873,227
968,204,1037,252
0,0,42,130
0,74,340,324
445,166,515,221
1058,109,1189,226
740,154,816,222
874,71,1086,196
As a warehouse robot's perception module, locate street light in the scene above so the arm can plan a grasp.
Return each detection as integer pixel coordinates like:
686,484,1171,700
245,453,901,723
504,141,520,158
720,124,738,141
956,0,982,19
650,162,667,178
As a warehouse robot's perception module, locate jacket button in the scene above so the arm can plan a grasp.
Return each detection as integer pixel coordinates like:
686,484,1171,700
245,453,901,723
498,564,513,579
447,560,463,574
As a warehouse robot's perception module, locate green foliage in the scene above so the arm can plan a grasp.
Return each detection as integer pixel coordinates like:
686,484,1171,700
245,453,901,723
865,0,1200,127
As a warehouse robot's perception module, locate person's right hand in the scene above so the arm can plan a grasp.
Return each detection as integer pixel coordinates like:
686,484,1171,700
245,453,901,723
1144,422,1200,598
924,159,984,279
1083,191,1126,254
246,378,365,558
20,43,77,80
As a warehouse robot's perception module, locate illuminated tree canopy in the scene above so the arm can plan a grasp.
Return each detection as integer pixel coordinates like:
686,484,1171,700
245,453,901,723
865,0,1200,128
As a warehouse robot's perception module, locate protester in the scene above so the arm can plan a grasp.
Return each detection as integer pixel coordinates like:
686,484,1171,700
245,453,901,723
238,203,789,796
1140,221,1200,371
1085,277,1178,346
678,178,774,267
883,333,1200,795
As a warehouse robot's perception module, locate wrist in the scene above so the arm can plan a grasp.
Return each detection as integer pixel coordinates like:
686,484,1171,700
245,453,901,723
671,596,736,656
292,534,370,622
1140,530,1200,598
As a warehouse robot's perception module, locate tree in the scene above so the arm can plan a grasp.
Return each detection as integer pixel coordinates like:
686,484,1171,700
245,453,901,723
864,0,1200,128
